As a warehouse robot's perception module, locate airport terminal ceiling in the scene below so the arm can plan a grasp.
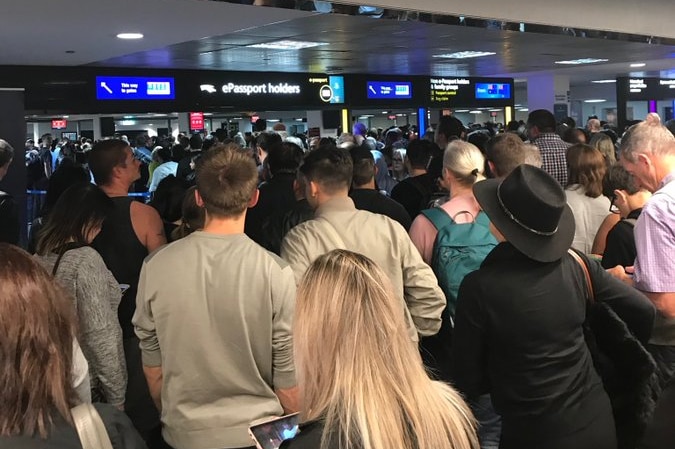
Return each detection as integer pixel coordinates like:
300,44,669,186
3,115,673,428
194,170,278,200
0,0,674,89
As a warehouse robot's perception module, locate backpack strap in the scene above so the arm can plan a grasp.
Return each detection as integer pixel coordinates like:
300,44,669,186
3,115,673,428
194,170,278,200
623,217,638,227
421,207,454,231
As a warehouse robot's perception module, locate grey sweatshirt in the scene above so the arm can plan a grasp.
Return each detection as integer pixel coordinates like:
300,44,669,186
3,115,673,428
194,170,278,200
37,246,127,406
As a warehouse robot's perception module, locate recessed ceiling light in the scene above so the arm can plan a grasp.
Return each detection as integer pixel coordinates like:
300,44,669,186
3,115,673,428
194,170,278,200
433,51,496,59
554,58,608,65
518,108,529,112
267,119,280,122
116,33,144,40
591,79,617,84
454,109,470,113
381,111,388,114
630,63,646,68
489,109,502,112
247,40,328,50
584,99,607,103
469,110,482,114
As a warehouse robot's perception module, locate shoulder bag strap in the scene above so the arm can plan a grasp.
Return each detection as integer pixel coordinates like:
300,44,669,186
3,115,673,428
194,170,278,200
71,403,114,449
421,207,454,230
623,217,638,227
568,249,595,304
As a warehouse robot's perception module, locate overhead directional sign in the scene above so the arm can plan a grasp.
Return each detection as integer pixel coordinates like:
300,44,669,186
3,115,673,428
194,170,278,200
366,81,412,99
96,76,175,100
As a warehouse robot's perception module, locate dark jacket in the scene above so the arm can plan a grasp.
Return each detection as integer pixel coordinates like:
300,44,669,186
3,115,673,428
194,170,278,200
0,403,147,449
245,173,297,246
261,199,314,256
452,242,655,448
349,188,412,230
390,173,437,219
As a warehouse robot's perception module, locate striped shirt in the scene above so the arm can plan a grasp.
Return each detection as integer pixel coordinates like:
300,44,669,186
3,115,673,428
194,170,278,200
532,133,572,186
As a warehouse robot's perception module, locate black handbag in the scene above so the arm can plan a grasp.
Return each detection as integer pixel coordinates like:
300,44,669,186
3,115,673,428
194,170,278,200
569,250,660,449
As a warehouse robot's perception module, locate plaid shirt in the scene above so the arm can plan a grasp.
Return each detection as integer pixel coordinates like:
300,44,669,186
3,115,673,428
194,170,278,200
532,133,571,186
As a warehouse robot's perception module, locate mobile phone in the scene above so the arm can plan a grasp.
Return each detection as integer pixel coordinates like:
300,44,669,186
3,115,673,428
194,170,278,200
119,284,130,294
248,413,300,449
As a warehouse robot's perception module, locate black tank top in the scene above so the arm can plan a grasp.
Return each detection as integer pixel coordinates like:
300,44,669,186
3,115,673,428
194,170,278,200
92,196,148,338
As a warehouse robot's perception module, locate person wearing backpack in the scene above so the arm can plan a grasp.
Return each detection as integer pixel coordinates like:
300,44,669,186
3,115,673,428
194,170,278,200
600,164,651,269
409,140,499,449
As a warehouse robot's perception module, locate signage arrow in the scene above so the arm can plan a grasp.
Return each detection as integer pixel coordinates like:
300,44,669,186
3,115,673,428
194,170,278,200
100,82,113,94
200,84,216,93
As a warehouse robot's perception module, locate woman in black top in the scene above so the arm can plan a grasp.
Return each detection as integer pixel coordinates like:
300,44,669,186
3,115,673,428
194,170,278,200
600,164,652,269
452,165,655,449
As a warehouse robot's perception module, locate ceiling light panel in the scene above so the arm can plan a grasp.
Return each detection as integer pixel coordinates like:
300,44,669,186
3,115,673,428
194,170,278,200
432,51,496,59
247,40,328,50
116,33,144,40
591,79,617,83
554,58,608,65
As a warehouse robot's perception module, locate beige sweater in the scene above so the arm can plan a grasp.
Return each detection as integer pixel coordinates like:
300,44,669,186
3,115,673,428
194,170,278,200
133,232,296,449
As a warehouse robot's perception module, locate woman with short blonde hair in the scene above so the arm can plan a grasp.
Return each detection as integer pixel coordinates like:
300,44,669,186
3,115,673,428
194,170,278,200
283,249,478,449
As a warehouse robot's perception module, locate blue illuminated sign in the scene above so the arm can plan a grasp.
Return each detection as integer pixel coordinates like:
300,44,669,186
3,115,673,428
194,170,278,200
475,83,511,100
366,81,412,99
328,76,345,104
96,76,175,100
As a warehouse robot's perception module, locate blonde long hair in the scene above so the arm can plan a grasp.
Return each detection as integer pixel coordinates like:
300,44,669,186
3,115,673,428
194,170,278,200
295,250,478,449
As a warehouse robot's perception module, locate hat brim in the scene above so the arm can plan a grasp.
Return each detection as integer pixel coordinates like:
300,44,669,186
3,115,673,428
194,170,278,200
473,178,575,263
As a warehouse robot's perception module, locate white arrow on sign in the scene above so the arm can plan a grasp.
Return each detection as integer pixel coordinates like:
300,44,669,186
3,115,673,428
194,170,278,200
100,82,113,94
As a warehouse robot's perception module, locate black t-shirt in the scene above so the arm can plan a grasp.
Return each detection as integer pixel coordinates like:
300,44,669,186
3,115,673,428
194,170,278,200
349,189,412,231
601,209,641,269
91,197,149,338
390,173,438,220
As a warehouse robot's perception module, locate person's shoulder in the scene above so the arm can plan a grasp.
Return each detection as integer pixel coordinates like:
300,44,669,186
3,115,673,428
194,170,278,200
130,200,161,218
284,218,318,240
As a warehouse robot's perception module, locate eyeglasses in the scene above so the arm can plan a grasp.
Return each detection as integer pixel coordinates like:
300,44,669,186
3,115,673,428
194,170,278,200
609,196,620,214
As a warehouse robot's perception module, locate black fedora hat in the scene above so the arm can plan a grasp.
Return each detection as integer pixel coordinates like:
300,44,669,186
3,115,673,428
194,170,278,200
473,164,575,263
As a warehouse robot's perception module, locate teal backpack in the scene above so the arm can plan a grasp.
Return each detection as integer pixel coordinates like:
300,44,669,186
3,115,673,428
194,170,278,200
421,207,497,323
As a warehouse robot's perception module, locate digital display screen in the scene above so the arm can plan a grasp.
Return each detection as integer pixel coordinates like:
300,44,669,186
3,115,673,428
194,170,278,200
249,414,299,449
475,83,511,99
328,75,345,104
96,76,175,100
366,81,412,99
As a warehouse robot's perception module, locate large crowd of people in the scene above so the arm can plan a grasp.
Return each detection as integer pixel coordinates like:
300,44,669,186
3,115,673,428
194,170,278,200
0,110,674,449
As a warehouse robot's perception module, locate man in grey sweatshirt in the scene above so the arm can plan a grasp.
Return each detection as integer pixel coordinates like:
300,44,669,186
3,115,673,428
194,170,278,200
134,143,298,449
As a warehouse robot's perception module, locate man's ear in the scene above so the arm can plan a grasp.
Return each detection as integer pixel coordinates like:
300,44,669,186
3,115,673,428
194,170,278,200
614,189,628,205
487,160,497,178
195,188,205,207
248,188,260,208
308,180,320,198
637,153,652,169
